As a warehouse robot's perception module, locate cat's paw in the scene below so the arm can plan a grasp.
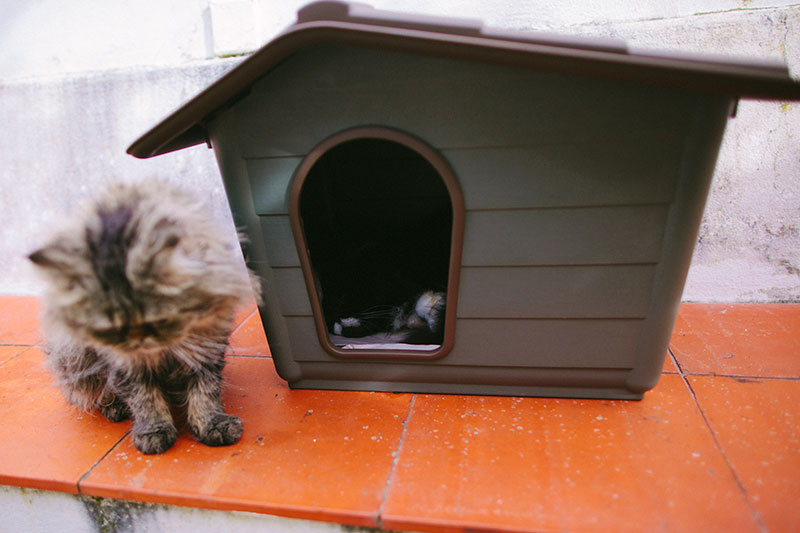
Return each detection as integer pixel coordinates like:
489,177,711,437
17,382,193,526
131,423,178,454
194,413,243,447
99,398,130,422
333,317,363,337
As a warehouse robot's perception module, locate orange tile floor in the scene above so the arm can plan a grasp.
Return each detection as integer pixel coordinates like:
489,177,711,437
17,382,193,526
1,296,798,532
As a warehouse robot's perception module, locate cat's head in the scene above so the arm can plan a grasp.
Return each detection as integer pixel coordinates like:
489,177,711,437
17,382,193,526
29,181,256,354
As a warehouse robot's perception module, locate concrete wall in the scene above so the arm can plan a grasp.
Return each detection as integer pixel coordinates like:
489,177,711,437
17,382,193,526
1,484,371,533
1,0,798,301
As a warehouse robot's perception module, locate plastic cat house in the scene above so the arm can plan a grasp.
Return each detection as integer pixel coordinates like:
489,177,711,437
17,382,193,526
128,1,800,399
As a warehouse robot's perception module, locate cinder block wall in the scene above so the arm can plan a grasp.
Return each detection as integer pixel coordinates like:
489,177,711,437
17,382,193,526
1,0,798,301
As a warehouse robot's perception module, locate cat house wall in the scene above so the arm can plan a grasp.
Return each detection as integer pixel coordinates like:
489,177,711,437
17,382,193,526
128,1,800,399
207,42,728,398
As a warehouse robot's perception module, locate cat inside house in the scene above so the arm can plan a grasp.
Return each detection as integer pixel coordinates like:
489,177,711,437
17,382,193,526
29,180,259,454
298,137,453,349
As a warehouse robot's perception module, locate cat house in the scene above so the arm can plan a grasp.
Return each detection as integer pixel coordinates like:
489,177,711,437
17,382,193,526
128,1,800,399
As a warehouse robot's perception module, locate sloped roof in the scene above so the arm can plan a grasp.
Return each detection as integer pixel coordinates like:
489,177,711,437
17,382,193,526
128,1,800,159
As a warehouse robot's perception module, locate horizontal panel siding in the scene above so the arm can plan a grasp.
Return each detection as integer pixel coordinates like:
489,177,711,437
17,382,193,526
273,263,654,321
445,139,682,210
247,157,302,215
247,140,682,214
462,206,667,266
457,265,654,318
284,316,640,368
258,216,301,267
451,318,640,367
230,45,697,157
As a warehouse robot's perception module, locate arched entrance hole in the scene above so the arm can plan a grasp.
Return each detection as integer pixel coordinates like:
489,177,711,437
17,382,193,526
291,128,463,357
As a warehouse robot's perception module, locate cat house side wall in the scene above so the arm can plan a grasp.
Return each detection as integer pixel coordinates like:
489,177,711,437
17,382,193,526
209,44,731,398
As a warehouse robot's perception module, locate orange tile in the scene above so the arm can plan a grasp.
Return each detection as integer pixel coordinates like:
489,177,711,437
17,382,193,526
80,357,411,527
662,350,679,373
382,375,758,532
689,376,800,533
231,304,256,330
0,345,29,365
671,304,800,378
0,296,41,346
227,308,271,357
0,348,130,493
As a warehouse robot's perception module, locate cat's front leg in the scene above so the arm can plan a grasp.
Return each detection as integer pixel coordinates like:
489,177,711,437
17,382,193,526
98,391,131,422
45,343,129,423
122,378,178,454
185,372,242,447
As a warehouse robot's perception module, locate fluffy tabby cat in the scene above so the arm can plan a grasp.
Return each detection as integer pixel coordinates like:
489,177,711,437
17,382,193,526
29,180,258,454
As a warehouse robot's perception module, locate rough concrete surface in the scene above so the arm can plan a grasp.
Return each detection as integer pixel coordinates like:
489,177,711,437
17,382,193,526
0,485,379,533
0,60,243,295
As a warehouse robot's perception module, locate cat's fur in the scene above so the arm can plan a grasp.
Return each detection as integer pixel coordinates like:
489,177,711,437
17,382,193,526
29,180,258,454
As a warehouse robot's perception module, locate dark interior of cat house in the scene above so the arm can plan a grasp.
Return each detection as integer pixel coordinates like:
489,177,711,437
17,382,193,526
297,137,454,352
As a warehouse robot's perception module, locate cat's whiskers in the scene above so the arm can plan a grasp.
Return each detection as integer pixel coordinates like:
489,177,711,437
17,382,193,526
356,310,397,318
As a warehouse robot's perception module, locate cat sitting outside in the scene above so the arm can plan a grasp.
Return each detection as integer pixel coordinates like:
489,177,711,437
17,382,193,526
29,180,259,454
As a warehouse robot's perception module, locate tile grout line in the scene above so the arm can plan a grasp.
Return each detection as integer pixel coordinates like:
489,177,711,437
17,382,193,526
678,372,799,382
228,308,258,337
0,346,33,368
672,349,767,533
667,346,684,375
670,346,799,381
76,430,132,496
376,393,416,530
225,353,272,359
0,343,37,347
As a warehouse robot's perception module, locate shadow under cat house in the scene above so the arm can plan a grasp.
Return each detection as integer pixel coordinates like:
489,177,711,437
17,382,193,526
126,1,800,399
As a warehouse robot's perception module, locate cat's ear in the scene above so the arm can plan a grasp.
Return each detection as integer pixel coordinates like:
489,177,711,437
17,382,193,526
163,234,180,250
28,243,76,272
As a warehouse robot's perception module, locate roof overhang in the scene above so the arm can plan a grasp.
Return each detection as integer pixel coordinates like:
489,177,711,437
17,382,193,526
128,1,800,159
